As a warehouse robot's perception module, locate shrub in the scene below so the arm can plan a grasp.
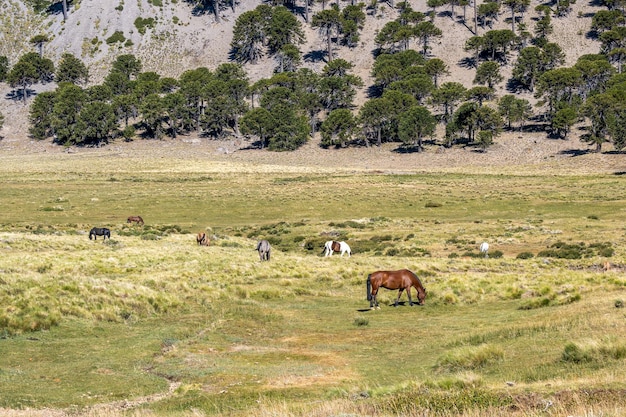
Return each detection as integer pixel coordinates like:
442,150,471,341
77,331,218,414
370,234,393,243
516,251,534,259
538,241,613,259
385,248,399,256
425,201,443,208
106,31,125,44
562,342,593,363
436,344,504,371
134,17,156,35
353,317,369,326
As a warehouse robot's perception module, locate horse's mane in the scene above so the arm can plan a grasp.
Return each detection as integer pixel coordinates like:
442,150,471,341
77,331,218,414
408,270,425,291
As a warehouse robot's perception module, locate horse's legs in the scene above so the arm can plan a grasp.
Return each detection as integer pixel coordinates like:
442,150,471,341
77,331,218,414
370,288,379,309
395,289,404,307
407,288,413,306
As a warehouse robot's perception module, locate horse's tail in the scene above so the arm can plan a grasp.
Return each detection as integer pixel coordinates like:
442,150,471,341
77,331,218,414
366,274,372,301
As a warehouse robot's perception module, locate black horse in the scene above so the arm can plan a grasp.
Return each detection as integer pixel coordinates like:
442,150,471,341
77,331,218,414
89,227,111,241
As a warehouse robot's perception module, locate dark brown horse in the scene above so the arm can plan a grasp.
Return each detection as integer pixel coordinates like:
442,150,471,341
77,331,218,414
196,232,209,246
127,215,144,225
367,269,426,309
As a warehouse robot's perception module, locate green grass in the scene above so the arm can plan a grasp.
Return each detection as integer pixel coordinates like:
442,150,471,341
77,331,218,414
0,154,626,416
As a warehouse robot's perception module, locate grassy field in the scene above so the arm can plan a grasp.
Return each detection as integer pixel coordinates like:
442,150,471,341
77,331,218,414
1,153,625,417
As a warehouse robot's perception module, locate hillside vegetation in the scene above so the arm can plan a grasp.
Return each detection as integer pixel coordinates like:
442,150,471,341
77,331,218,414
1,0,624,156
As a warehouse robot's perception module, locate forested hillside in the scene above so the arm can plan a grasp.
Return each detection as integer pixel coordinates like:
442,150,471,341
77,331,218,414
0,0,623,153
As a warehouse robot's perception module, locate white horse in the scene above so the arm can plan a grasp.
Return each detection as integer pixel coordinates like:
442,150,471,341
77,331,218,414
479,242,489,258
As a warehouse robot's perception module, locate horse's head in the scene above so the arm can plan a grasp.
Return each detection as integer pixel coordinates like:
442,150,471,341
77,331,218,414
417,287,426,305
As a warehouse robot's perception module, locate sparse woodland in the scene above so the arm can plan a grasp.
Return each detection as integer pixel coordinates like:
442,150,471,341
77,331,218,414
0,0,625,152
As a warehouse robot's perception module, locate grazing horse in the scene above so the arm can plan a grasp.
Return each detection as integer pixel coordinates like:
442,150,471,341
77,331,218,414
323,240,342,256
127,215,144,225
89,227,111,241
257,240,271,261
366,269,426,309
479,242,489,258
196,232,209,246
323,240,351,257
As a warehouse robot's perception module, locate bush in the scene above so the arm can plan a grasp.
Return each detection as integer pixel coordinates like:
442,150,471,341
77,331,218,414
134,17,156,35
538,241,613,259
562,342,593,363
436,344,504,371
353,317,369,326
516,251,534,259
106,31,126,44
385,248,399,256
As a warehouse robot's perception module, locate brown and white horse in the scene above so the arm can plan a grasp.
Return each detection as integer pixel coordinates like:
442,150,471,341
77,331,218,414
196,232,209,246
324,240,351,257
367,269,426,309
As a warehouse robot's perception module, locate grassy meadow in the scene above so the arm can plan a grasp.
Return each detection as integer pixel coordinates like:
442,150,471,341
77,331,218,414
1,152,626,416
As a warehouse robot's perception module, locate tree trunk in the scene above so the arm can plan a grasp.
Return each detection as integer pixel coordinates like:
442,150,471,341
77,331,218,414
327,29,333,61
511,9,515,33
62,0,68,21
473,0,477,35
170,120,177,138
212,0,220,23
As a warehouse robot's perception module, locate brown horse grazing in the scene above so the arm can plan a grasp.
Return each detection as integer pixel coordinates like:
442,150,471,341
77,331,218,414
127,215,144,225
196,232,209,246
367,269,426,309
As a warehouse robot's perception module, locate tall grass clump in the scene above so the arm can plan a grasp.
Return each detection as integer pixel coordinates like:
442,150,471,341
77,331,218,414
373,385,512,415
562,340,626,363
435,344,504,372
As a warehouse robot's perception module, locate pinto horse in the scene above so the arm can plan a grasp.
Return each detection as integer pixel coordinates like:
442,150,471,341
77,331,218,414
367,269,426,309
196,232,209,246
89,227,111,241
323,240,341,256
127,215,144,225
257,240,271,261
323,240,351,257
